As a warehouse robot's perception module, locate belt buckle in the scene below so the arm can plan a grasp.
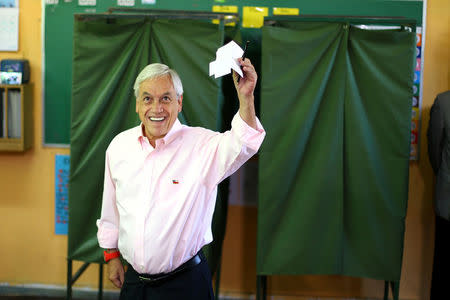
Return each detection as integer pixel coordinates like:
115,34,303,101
138,275,154,283
138,254,201,284
139,273,171,284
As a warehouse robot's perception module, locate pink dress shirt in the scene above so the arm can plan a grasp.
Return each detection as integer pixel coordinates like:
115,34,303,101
97,112,265,274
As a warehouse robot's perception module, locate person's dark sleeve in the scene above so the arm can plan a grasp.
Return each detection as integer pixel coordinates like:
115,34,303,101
428,96,444,175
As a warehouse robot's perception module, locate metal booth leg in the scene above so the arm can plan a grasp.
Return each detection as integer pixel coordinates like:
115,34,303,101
256,275,267,300
66,259,90,300
67,259,72,300
98,263,104,300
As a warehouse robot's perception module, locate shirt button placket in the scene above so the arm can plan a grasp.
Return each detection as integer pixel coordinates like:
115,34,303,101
140,152,151,273
143,150,156,273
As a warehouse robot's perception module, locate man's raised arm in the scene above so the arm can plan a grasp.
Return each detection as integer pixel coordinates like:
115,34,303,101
233,58,258,130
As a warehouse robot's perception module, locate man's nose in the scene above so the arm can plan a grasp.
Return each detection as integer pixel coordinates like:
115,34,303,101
150,100,163,112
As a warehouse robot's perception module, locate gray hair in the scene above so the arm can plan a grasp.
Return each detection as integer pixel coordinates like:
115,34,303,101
133,63,184,98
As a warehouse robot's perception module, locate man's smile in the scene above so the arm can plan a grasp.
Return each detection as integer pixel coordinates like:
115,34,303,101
149,116,166,122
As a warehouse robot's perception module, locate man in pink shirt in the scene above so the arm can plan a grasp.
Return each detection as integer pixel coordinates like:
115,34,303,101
97,58,265,300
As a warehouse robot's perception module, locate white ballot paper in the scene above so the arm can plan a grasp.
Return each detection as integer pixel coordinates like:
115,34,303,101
209,40,244,79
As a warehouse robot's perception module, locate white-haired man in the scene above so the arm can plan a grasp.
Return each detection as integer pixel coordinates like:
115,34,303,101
96,59,265,300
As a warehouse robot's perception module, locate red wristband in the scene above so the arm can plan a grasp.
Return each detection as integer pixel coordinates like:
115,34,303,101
103,250,120,262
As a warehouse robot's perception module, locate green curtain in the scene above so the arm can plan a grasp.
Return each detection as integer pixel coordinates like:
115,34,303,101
257,21,415,281
69,17,230,275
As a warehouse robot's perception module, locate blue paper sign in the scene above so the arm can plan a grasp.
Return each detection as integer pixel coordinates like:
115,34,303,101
55,154,70,235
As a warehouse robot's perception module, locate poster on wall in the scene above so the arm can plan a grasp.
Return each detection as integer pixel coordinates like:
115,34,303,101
410,27,422,161
0,0,16,7
0,0,18,51
55,154,70,235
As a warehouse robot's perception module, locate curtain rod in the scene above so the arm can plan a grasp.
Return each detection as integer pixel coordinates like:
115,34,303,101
107,7,236,16
264,15,417,26
75,8,239,22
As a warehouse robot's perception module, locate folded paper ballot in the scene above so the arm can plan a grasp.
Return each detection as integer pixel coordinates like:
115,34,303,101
209,40,244,79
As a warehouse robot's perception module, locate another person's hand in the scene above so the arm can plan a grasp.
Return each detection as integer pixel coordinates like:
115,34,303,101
107,258,125,288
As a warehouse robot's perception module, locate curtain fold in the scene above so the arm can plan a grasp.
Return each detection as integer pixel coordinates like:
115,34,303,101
258,23,347,275
258,21,414,281
342,27,415,280
149,19,223,128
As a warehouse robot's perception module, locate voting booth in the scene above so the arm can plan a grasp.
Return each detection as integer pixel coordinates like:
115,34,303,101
257,16,416,300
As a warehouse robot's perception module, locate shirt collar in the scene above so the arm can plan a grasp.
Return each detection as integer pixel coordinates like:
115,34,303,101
136,119,183,148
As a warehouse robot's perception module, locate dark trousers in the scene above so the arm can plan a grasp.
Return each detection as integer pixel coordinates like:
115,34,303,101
430,216,450,300
120,252,214,300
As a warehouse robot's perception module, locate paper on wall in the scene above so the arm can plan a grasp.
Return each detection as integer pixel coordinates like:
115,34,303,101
79,0,95,5
118,0,134,6
0,8,18,51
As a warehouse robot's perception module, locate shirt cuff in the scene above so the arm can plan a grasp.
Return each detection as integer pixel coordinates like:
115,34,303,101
232,111,266,151
96,219,119,249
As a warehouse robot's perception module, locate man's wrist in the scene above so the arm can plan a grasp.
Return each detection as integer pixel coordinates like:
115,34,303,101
103,249,120,262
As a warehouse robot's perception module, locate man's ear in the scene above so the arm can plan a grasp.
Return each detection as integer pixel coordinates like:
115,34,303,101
135,99,139,113
178,95,183,113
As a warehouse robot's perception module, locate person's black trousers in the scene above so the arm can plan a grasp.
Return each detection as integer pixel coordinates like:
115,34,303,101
430,216,450,300
120,251,214,300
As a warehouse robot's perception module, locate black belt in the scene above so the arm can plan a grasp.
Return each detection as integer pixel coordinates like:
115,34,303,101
138,254,202,284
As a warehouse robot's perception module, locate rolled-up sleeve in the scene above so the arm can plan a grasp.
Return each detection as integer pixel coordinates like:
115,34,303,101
202,111,265,186
231,111,266,152
96,149,120,249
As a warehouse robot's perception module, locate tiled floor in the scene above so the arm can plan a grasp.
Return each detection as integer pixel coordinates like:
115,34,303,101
0,286,119,300
0,295,112,300
0,298,65,300
0,296,107,300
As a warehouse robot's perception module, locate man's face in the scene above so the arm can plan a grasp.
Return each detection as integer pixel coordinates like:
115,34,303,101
136,75,182,145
